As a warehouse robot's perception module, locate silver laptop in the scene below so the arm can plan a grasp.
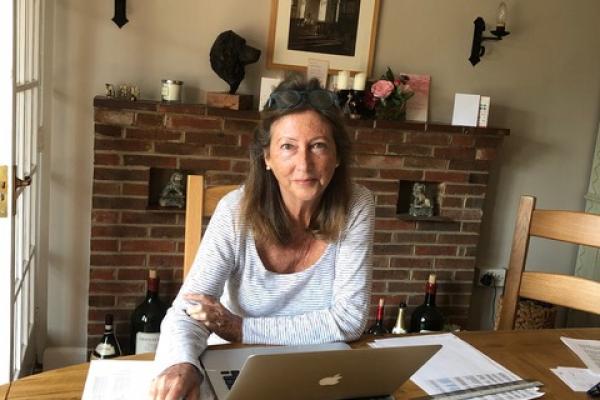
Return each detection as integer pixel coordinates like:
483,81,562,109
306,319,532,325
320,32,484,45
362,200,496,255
201,342,441,400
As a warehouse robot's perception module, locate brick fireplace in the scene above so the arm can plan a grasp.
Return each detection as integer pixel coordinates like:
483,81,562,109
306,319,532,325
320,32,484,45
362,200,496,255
90,96,508,350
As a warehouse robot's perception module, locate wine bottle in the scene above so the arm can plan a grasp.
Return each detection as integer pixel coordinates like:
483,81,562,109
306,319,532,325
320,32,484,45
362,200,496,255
91,314,122,360
410,274,444,333
367,298,389,335
130,269,168,354
391,302,407,335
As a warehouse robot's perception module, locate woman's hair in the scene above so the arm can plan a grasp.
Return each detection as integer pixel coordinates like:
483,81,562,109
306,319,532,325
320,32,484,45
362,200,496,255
241,76,352,245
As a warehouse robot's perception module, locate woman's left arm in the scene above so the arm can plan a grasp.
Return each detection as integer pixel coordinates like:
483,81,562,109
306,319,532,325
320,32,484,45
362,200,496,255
242,186,375,345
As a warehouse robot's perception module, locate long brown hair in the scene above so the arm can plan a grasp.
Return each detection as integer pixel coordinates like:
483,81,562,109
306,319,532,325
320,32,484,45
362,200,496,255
241,77,352,245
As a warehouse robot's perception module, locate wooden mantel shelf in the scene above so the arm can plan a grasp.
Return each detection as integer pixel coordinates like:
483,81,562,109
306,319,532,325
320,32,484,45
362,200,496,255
93,96,510,137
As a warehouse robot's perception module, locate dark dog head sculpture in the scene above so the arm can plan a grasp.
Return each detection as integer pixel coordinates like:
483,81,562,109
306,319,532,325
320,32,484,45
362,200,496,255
210,30,261,94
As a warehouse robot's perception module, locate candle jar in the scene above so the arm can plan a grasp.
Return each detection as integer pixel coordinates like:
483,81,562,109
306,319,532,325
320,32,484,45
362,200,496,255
160,79,183,102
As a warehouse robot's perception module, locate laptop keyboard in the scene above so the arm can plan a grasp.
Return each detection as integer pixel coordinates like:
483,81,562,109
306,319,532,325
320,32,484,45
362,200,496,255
220,370,240,389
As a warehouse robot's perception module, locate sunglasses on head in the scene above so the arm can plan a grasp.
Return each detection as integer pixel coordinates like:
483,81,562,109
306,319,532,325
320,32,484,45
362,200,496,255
265,89,339,111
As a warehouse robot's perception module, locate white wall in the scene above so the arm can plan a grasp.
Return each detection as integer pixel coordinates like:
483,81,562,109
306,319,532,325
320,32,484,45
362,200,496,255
43,0,600,348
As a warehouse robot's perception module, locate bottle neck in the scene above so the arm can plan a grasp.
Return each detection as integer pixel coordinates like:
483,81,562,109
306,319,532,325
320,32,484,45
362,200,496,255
394,308,405,326
146,277,159,300
424,282,437,306
104,324,115,335
376,303,385,324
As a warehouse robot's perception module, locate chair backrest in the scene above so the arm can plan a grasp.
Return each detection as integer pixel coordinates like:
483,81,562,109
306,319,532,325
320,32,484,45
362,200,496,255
497,195,600,330
183,175,238,278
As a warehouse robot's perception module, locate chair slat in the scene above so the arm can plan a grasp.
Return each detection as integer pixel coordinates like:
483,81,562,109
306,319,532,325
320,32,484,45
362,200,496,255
531,210,600,247
520,272,600,315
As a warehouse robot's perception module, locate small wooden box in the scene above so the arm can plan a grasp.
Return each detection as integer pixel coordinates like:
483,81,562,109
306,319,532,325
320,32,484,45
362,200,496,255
206,92,253,110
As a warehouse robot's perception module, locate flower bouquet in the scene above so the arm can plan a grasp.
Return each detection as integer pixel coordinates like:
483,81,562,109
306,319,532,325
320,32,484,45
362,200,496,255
365,67,414,120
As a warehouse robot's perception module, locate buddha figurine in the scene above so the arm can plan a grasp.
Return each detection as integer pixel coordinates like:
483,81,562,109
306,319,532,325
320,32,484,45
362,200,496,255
159,172,186,208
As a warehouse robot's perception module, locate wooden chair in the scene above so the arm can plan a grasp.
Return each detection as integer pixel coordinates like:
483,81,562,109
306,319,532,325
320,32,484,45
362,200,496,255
183,175,238,278
497,195,600,330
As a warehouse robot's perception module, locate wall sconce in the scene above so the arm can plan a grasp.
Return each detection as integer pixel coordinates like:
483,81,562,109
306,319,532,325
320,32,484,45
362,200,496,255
469,2,510,66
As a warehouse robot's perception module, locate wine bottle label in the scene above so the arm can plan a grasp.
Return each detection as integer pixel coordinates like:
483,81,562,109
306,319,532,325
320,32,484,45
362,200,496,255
135,332,160,354
93,343,116,357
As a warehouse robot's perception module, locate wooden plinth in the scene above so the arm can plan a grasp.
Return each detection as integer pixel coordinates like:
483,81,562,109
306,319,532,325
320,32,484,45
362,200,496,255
206,92,253,110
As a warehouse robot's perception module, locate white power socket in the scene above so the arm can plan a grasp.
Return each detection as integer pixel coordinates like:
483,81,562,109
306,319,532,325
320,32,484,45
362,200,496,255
475,267,506,287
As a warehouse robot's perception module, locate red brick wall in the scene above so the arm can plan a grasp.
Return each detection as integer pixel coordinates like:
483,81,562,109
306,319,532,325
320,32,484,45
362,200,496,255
90,96,507,350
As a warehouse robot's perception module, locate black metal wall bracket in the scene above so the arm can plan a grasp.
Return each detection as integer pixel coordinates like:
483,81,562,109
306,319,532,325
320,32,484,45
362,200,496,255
469,17,510,66
112,0,129,29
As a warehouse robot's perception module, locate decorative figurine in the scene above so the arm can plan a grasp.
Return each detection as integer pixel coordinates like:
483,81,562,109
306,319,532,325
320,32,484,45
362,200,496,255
347,91,362,120
159,172,186,208
409,182,434,217
105,83,115,98
129,86,140,102
119,84,129,98
209,30,261,94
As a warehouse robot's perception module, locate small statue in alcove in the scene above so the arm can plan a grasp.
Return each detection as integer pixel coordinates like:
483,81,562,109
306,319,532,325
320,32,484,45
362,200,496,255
209,30,261,94
409,182,433,217
159,172,186,208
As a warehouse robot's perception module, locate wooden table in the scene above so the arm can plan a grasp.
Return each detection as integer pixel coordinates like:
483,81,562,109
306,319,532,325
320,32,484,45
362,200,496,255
4,328,599,399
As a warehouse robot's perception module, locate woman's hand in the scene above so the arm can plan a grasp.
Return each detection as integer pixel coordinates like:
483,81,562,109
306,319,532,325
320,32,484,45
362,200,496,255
184,294,243,342
149,363,201,400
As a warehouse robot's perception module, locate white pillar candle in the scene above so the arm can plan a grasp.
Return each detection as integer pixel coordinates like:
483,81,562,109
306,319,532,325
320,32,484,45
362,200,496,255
353,72,366,91
336,70,349,90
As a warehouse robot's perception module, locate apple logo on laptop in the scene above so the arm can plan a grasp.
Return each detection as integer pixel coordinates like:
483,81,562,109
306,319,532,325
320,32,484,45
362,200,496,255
319,373,342,386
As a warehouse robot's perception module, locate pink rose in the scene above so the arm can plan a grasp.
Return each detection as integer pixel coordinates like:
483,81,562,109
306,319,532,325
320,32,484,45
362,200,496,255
370,80,395,99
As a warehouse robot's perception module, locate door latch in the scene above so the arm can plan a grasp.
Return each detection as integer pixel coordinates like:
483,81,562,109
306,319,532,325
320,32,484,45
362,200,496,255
0,165,7,218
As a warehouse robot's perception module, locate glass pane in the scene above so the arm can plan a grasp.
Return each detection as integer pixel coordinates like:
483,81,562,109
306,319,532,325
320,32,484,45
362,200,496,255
29,258,36,329
12,291,22,376
23,180,30,261
16,92,24,178
30,174,37,248
17,0,26,85
26,0,33,83
31,87,38,166
33,0,40,81
15,194,23,282
21,271,29,350
24,90,31,173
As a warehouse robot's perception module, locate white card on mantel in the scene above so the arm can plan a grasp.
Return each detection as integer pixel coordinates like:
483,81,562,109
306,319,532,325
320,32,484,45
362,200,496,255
452,93,481,127
307,58,329,88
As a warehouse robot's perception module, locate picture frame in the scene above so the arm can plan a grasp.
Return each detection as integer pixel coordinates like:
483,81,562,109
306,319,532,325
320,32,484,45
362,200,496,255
267,0,381,75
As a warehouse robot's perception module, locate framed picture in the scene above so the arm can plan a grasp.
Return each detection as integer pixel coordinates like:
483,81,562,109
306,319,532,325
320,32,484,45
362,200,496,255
267,0,381,75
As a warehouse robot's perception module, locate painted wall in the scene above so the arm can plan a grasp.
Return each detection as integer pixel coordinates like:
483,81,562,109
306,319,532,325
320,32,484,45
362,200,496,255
44,0,600,348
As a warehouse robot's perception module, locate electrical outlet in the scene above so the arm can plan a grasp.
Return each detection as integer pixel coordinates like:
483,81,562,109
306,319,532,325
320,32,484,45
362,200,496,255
476,267,506,287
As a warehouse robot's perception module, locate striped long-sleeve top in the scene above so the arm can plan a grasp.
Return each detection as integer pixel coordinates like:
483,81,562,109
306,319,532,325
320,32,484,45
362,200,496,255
155,183,375,374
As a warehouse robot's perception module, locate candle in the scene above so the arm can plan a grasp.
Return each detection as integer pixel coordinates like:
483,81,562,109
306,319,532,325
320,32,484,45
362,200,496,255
353,72,366,91
337,70,349,90
496,1,507,27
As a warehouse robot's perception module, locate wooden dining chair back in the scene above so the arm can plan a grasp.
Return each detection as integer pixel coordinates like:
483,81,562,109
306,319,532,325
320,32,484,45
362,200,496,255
183,175,238,278
497,195,600,330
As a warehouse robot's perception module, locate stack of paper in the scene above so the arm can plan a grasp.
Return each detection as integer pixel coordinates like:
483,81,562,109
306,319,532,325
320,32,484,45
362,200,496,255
369,333,543,400
82,360,158,400
551,337,600,392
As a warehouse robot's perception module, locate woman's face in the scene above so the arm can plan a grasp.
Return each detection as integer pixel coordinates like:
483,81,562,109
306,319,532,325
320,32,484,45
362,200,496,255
264,110,338,212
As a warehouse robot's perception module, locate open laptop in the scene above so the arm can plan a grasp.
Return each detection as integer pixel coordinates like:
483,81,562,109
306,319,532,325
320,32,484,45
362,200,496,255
201,342,441,400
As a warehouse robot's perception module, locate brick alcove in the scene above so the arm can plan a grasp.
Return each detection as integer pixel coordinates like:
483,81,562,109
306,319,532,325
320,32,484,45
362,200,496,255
90,96,508,351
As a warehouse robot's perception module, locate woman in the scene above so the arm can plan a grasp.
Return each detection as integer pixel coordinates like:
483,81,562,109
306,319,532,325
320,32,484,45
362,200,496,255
150,77,375,400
